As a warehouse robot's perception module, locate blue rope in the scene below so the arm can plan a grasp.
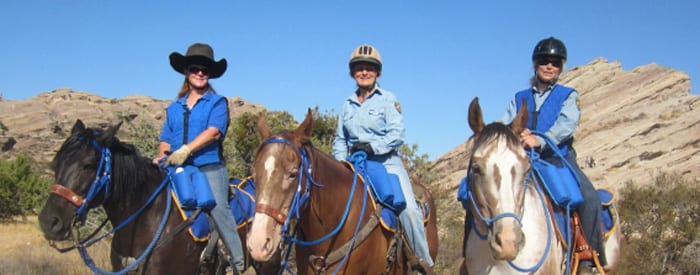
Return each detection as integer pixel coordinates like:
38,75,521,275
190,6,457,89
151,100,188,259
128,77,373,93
465,148,554,272
70,140,175,274
331,152,371,274
507,170,553,272
529,130,578,273
79,183,172,275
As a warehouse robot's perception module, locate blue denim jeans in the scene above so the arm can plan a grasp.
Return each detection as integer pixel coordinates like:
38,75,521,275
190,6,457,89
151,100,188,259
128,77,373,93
200,164,245,271
382,156,434,267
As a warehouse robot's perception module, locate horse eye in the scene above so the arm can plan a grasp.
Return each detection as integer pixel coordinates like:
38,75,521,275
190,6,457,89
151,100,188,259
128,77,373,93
289,172,298,179
471,164,482,175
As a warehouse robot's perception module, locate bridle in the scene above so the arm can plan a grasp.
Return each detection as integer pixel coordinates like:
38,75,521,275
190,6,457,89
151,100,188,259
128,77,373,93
47,133,175,274
50,138,113,223
253,137,319,230
254,137,371,274
465,135,554,272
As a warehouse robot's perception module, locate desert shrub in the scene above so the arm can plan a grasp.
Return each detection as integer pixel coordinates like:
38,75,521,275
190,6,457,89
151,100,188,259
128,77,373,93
618,173,700,274
224,111,297,177
0,154,51,220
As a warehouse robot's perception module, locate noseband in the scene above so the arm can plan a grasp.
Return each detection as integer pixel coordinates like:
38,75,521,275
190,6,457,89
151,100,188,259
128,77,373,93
50,138,112,223
465,156,526,239
253,138,316,227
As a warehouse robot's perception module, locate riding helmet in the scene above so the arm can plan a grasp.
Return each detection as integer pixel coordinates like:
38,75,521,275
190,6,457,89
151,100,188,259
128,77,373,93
349,45,382,73
532,37,567,61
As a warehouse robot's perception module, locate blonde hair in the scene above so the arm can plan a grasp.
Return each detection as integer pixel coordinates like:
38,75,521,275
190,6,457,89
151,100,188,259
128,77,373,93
176,78,216,98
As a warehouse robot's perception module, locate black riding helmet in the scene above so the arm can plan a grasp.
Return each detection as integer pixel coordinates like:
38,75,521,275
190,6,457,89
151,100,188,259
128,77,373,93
532,37,567,61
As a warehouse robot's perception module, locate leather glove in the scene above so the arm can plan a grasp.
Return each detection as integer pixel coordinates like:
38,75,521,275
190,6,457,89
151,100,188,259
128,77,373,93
350,142,374,157
165,145,191,166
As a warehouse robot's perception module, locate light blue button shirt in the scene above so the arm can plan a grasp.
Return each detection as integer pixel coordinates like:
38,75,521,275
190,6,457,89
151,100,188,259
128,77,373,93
332,86,405,162
500,84,580,150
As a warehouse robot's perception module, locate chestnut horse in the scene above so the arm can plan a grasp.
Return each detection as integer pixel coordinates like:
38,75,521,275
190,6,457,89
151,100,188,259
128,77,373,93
460,98,621,274
246,109,438,274
38,120,279,274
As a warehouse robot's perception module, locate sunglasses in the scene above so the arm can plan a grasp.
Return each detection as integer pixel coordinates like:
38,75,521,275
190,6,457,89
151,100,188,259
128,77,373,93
186,65,209,75
536,57,563,68
352,64,378,73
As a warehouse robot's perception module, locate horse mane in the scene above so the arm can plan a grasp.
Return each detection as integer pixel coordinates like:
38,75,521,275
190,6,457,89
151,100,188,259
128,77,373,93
52,126,162,203
471,122,521,156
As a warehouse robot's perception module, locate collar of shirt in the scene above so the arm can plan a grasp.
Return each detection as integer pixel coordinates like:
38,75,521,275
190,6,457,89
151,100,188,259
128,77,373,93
176,90,215,107
348,86,384,105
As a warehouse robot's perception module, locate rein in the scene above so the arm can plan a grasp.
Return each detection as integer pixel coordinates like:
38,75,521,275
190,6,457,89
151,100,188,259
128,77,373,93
465,148,554,272
257,138,374,274
49,138,175,275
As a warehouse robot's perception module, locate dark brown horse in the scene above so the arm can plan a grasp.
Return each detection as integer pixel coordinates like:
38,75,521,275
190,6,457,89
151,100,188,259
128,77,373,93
246,109,438,274
38,120,279,274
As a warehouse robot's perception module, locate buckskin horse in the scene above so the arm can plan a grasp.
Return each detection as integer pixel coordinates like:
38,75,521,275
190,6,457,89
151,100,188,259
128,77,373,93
38,120,279,274
459,98,621,274
246,109,438,274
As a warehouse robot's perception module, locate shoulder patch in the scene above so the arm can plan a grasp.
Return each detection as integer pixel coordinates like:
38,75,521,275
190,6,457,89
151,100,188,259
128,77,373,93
394,101,402,114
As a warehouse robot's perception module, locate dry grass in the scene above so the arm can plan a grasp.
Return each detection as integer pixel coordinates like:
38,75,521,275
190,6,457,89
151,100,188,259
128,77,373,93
0,216,111,275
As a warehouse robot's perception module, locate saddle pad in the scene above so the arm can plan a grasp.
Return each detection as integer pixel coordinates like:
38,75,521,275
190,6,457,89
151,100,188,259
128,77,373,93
553,188,618,246
378,196,432,232
169,177,258,242
171,191,210,242
343,159,407,211
229,177,256,228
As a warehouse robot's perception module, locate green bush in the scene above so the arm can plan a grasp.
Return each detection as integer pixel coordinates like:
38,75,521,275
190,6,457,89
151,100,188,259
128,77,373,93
0,154,51,220
618,173,700,274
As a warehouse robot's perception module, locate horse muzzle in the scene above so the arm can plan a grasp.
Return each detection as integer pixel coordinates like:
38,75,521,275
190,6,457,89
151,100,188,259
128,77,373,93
490,219,525,261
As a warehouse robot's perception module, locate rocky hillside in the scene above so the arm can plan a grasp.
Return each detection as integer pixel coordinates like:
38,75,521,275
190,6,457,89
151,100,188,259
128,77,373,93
0,88,265,174
1,59,697,270
432,58,699,193
2,59,696,192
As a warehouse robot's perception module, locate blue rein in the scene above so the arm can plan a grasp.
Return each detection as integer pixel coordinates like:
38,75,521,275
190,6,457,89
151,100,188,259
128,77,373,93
465,158,554,272
263,138,368,274
70,138,173,275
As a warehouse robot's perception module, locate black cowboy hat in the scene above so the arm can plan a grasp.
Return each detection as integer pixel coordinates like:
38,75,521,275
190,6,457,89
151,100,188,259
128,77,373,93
169,43,227,79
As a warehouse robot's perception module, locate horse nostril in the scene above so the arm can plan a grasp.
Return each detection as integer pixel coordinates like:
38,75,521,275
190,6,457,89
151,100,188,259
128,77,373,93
50,216,63,233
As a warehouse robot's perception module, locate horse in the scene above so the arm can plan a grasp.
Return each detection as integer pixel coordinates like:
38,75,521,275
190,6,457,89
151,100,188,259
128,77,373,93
38,119,279,275
459,97,621,274
246,109,438,274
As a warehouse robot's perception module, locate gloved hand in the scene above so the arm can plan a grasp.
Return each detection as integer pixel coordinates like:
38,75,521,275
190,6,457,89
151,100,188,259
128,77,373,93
350,142,374,157
165,145,191,166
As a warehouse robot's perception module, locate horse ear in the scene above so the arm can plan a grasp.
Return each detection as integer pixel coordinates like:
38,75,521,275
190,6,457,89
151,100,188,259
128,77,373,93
257,112,272,140
510,99,529,135
467,97,485,135
71,119,86,135
98,121,122,146
294,108,313,144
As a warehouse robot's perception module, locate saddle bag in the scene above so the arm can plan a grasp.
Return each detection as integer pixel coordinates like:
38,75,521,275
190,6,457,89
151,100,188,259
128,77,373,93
529,132,584,208
173,167,197,209
365,160,407,211
171,165,217,210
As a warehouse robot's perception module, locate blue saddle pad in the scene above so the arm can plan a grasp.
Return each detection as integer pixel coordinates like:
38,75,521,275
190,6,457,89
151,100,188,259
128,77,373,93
229,177,256,227
378,197,431,232
170,177,257,241
553,188,617,246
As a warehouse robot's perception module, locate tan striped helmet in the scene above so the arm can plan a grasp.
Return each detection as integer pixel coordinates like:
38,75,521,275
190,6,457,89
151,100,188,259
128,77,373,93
349,45,382,72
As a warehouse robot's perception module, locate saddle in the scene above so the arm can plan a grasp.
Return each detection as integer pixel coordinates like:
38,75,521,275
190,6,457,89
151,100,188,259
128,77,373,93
341,159,435,274
169,174,258,241
341,159,432,232
549,188,619,269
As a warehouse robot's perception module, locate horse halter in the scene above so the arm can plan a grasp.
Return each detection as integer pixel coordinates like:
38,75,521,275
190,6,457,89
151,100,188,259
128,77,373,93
465,157,527,238
253,137,319,228
50,137,113,223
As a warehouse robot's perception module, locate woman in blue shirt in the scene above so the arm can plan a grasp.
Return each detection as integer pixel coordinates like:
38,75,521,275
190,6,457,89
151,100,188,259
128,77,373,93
501,37,606,267
152,43,244,272
332,45,434,268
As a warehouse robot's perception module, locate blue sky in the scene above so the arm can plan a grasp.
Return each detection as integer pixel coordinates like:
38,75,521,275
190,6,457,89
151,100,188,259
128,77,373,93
2,1,698,160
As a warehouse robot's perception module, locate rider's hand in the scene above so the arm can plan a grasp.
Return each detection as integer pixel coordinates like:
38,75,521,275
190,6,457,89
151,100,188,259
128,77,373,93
165,145,191,166
350,142,374,157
